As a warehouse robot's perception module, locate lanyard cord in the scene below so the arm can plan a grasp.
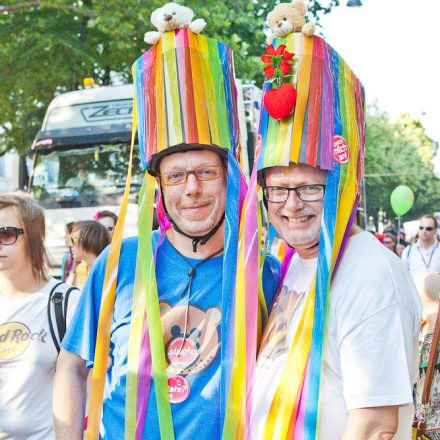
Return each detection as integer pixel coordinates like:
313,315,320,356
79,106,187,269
417,241,439,270
167,241,224,356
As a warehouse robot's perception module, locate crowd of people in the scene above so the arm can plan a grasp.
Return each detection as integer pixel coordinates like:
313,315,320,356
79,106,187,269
1,8,440,440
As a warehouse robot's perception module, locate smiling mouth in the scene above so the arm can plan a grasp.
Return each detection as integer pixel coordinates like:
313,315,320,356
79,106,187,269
286,215,314,224
182,202,210,210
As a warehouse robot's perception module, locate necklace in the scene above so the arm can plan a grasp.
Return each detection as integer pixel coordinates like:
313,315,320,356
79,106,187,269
167,242,223,357
417,241,439,270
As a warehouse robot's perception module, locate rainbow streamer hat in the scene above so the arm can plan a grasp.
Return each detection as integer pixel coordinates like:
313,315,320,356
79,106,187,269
257,33,365,179
255,33,365,439
133,27,240,176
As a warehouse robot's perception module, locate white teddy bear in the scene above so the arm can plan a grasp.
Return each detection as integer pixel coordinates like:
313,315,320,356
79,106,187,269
144,3,207,45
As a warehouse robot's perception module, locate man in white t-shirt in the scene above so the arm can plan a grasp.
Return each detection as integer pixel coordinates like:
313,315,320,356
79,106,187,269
251,163,421,439
250,33,421,439
402,215,440,279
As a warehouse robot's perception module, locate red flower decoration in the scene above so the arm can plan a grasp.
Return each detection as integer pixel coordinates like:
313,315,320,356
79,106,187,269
283,50,294,61
275,44,286,56
279,61,291,76
263,65,275,78
260,43,297,88
266,44,276,56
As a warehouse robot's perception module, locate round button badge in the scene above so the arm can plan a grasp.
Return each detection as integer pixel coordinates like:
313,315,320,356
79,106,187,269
167,337,198,367
332,135,350,164
168,375,190,404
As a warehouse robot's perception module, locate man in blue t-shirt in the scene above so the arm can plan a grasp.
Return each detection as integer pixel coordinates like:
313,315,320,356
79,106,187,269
53,147,280,440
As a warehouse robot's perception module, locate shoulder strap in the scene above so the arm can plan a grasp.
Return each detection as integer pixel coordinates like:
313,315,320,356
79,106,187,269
422,301,440,404
47,282,80,353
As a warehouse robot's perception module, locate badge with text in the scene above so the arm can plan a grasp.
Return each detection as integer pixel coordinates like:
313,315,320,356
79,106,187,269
167,337,198,367
168,375,190,404
332,135,350,164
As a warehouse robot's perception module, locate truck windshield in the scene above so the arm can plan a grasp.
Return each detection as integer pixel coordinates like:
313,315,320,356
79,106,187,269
31,143,143,208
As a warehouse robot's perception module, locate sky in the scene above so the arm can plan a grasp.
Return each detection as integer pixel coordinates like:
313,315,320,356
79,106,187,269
318,0,440,171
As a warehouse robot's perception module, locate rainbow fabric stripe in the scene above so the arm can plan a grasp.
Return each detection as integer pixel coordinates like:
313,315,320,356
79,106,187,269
85,29,265,440
256,34,365,438
134,28,240,169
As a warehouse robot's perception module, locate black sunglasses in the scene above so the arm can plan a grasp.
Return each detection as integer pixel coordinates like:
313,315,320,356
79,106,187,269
0,227,24,245
419,226,434,231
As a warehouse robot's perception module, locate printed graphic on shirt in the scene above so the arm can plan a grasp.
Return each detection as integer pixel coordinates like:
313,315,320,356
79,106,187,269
160,302,221,376
258,285,306,363
0,322,48,361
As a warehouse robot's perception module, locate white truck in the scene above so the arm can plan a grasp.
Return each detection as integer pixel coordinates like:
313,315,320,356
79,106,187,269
29,81,260,273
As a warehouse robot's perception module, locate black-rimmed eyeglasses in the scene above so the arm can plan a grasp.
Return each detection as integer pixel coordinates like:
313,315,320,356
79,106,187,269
263,184,326,203
0,227,24,245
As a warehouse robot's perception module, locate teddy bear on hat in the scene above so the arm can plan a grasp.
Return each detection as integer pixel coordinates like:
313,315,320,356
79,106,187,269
144,2,206,45
261,0,315,120
266,0,315,45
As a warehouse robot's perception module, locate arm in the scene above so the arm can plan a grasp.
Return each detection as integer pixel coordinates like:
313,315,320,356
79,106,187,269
53,349,89,440
342,406,398,440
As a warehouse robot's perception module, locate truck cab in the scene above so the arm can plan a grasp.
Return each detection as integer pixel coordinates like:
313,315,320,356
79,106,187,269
30,84,142,271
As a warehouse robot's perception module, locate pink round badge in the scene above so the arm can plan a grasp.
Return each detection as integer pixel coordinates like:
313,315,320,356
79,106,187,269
168,375,190,404
167,338,198,367
332,135,350,164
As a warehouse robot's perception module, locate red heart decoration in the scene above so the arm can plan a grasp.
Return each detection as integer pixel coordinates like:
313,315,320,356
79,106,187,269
263,83,297,120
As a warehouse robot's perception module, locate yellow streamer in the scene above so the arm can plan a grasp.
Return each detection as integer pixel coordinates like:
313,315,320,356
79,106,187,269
188,32,210,145
263,281,316,439
85,95,137,440
290,36,313,164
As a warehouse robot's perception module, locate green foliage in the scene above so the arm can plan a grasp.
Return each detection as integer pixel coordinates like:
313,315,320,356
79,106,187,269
365,106,440,223
0,0,338,154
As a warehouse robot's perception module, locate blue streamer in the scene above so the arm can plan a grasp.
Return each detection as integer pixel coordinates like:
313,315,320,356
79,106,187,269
220,150,241,429
302,165,340,439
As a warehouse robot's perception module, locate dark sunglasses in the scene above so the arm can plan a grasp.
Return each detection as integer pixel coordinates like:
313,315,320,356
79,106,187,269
0,227,24,245
419,226,434,231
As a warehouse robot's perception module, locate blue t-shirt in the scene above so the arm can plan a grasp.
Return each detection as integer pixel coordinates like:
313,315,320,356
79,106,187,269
63,232,280,439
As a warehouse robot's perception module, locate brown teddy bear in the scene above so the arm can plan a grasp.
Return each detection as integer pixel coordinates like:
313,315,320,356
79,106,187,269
266,0,315,45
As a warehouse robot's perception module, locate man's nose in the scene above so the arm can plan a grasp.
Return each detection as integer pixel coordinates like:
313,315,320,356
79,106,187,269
184,173,202,195
283,189,304,211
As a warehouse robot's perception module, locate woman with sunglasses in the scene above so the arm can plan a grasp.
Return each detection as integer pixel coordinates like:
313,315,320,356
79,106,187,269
0,192,80,439
68,220,110,289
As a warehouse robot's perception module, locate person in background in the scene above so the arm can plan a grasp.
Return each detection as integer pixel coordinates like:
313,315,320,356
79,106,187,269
0,191,80,439
383,229,398,254
396,239,410,258
402,215,440,279
93,210,118,240
68,221,110,289
61,221,75,282
414,272,440,438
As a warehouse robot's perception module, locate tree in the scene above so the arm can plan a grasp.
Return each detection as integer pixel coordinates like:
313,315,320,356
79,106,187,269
0,0,338,154
364,106,440,223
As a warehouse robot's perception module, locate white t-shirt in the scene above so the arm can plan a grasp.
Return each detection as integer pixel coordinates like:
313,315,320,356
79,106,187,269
251,231,421,439
0,278,80,440
401,240,440,280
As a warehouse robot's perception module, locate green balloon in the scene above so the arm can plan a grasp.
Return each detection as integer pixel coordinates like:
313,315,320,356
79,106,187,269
390,185,414,216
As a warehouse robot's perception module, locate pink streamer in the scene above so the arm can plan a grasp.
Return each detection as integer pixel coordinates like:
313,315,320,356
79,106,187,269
244,165,260,438
156,190,172,231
